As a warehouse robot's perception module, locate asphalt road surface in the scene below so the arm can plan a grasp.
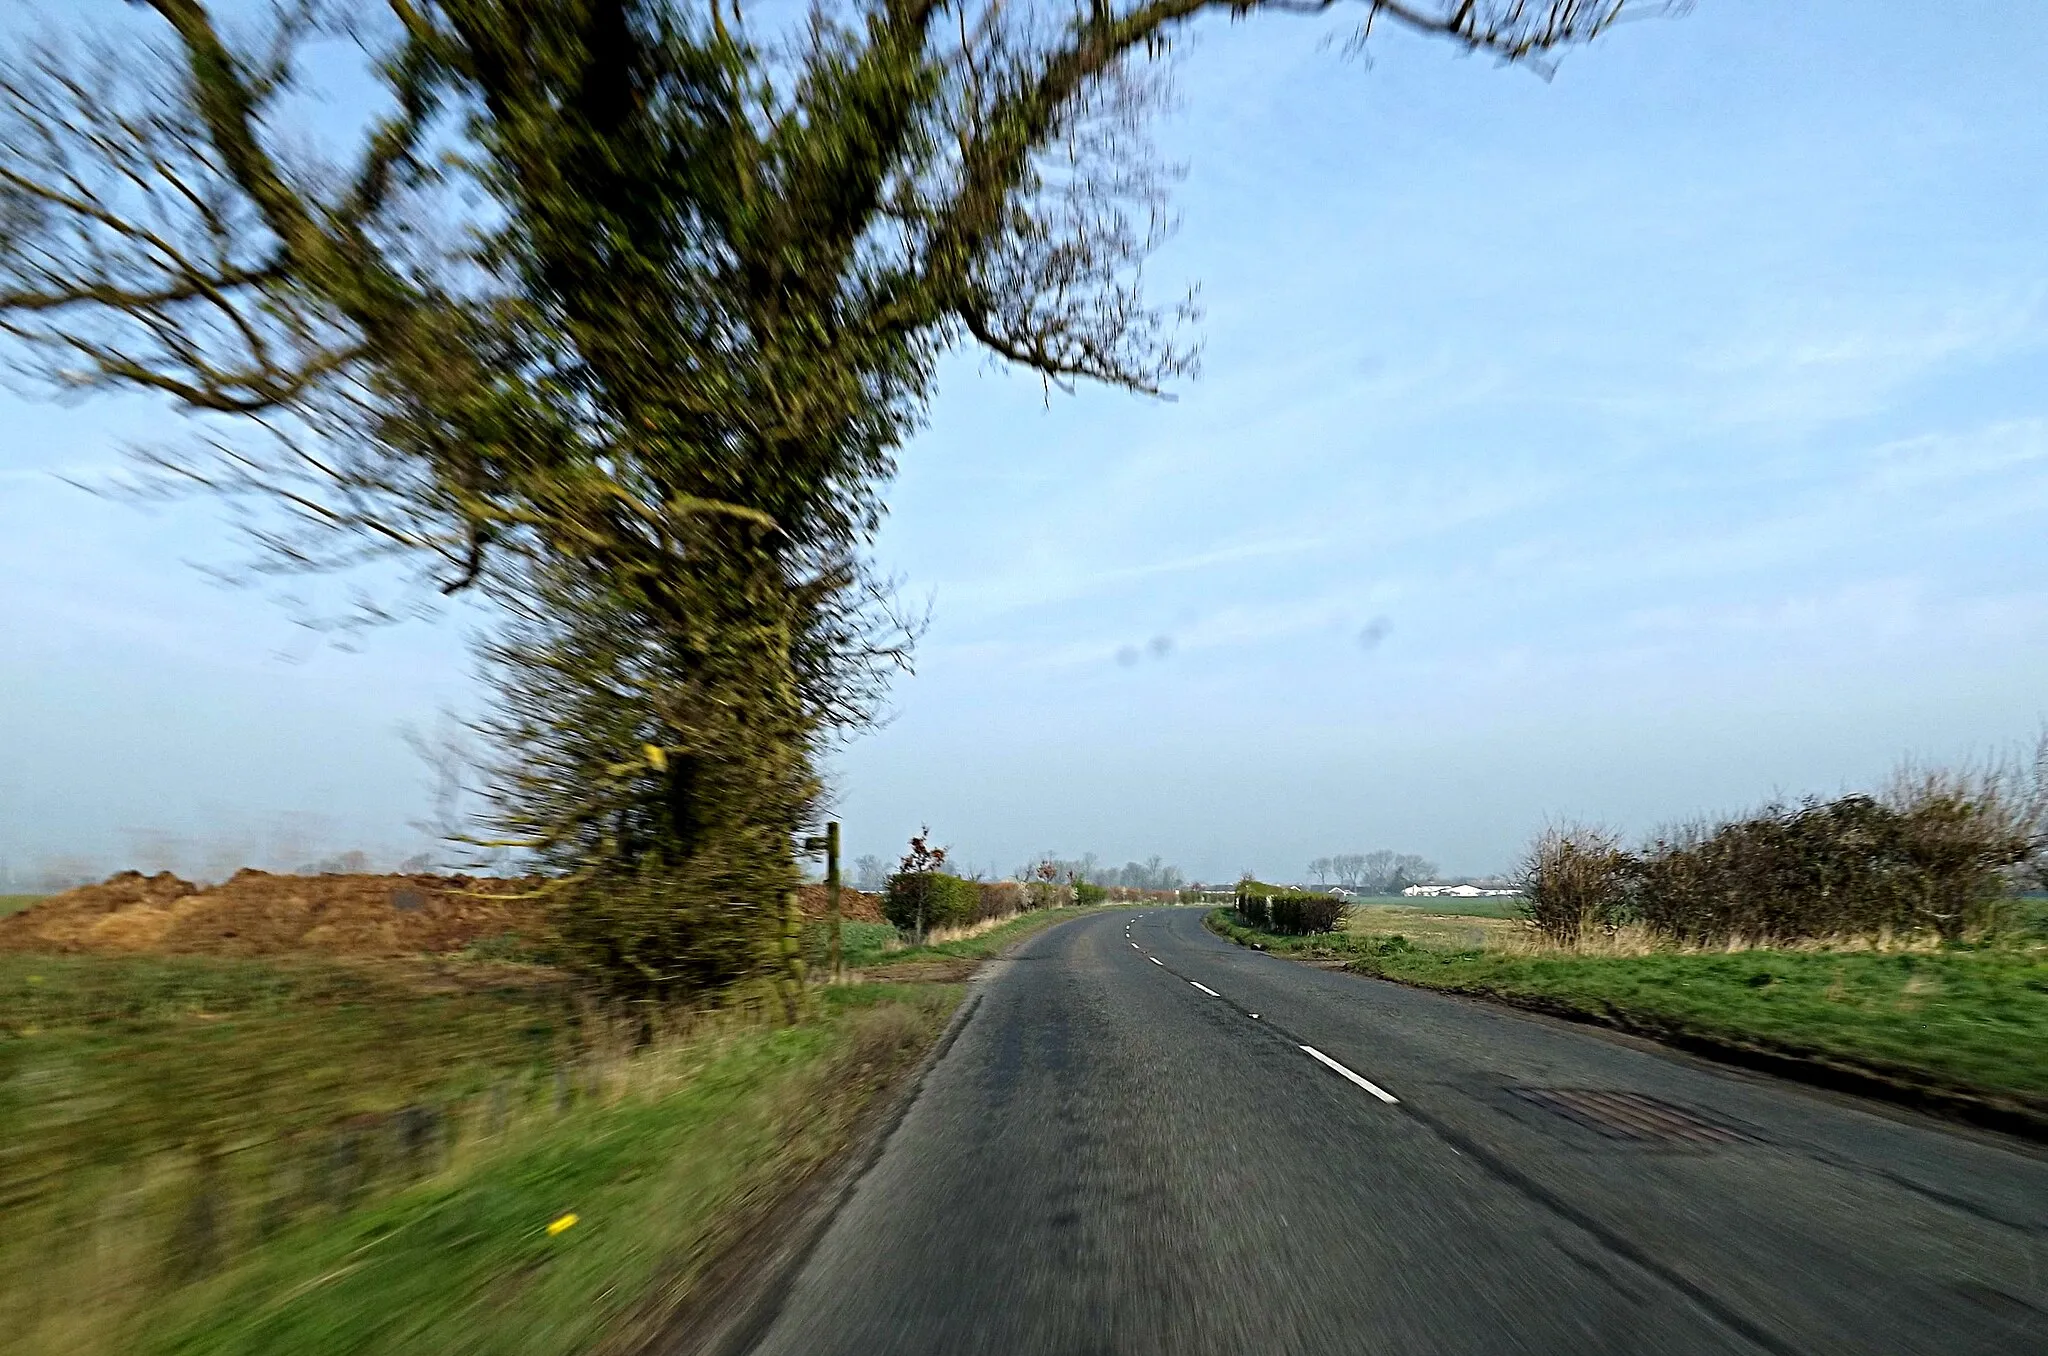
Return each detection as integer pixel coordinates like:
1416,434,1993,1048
747,909,2048,1355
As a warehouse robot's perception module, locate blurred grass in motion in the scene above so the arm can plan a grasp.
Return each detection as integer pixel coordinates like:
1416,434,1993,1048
1207,909,2048,1109
1,954,955,1355
803,919,901,969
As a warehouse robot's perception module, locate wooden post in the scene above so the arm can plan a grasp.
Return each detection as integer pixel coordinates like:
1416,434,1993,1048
779,891,805,1021
826,820,842,981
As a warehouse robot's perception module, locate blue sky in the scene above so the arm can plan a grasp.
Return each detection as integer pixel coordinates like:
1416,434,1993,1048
3,0,2045,885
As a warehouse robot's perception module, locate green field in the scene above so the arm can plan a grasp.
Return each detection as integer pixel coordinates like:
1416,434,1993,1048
1,894,46,918
1338,893,1523,918
1,952,957,1356
1346,902,1523,949
1208,909,2048,1113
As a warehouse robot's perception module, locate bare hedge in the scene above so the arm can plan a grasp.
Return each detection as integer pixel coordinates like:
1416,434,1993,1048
1519,773,2036,946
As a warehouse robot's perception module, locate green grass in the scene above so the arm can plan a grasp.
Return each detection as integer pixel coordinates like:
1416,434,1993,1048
1356,946,2048,1106
138,985,952,1356
2014,895,2048,942
1,893,46,918
1,955,576,1173
801,903,1135,974
1345,903,1522,950
802,919,901,969
0,952,961,1356
866,904,1130,967
1207,910,2048,1108
1347,893,1523,919
1206,908,1413,960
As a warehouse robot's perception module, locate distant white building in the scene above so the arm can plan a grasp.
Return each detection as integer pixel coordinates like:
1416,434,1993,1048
1403,883,1519,898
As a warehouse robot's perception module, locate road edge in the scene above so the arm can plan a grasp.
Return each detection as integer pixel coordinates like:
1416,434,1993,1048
1201,911,2048,1145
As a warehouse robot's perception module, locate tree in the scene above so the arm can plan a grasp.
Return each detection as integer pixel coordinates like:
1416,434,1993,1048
0,0,1659,994
1332,852,1373,891
1026,857,1066,909
888,825,949,940
1390,852,1437,891
852,854,890,892
1313,848,1438,894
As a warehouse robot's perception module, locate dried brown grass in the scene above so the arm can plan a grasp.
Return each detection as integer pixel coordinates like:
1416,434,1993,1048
1491,918,1952,959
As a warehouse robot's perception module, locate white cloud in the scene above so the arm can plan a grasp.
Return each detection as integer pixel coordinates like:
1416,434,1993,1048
1669,285,2048,430
1859,417,2048,493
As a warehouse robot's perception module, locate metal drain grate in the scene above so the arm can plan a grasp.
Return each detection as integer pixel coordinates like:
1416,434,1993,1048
1514,1087,1752,1145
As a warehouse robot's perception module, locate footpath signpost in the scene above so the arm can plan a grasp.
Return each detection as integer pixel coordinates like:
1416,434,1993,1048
825,821,841,981
803,822,843,981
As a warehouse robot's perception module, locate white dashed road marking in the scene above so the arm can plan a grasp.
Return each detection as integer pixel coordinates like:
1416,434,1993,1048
1299,1045,1399,1104
1126,928,1396,1110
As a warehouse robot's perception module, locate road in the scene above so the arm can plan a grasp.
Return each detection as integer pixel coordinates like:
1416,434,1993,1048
746,908,2048,1355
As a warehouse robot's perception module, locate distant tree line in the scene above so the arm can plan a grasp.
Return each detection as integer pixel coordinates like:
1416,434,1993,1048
851,847,1186,893
1305,851,1438,895
1025,853,1185,891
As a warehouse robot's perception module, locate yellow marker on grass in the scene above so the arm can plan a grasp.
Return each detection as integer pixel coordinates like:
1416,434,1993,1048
548,1213,578,1236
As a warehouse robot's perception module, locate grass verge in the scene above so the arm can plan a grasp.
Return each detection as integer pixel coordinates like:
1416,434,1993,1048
1,951,961,1356
832,903,1137,977
1206,909,2048,1129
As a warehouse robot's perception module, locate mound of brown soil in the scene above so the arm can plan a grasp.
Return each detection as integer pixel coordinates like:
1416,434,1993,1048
795,884,884,924
0,869,550,958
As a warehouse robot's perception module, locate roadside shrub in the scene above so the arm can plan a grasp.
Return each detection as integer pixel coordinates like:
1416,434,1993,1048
1272,892,1344,934
881,871,980,935
975,880,1027,921
1636,787,2031,945
1516,825,1634,945
1025,878,1070,910
1235,880,1344,935
1073,881,1108,906
1519,771,2037,948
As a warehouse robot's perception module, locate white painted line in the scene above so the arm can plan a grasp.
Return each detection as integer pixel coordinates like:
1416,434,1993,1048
1150,957,1164,966
1298,1045,1399,1104
1130,942,1140,949
1190,981,1220,997
1249,1013,1259,1019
